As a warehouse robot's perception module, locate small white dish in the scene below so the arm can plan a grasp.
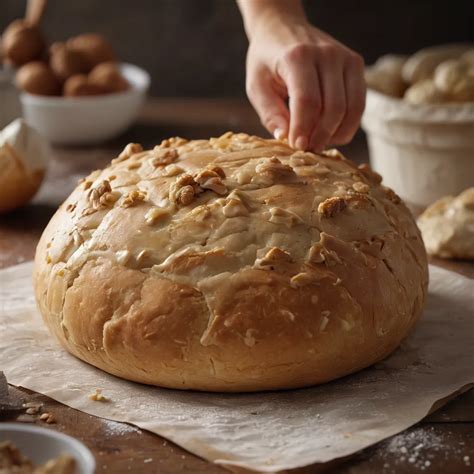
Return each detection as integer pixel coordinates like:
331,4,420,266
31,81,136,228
0,422,95,474
19,63,150,145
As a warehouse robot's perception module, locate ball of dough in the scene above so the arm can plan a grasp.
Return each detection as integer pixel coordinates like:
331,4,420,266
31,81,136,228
0,119,50,214
88,62,129,93
16,61,60,96
67,33,115,69
63,74,104,96
49,43,90,82
374,54,408,75
402,44,472,84
33,133,428,392
1,19,45,66
434,59,474,102
418,188,474,260
404,79,447,104
365,68,407,97
365,55,408,97
460,49,474,67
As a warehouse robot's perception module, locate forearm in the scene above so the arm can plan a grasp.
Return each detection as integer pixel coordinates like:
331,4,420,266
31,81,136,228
237,0,307,40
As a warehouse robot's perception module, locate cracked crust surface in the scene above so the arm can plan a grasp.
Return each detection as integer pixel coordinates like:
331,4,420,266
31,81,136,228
33,132,428,392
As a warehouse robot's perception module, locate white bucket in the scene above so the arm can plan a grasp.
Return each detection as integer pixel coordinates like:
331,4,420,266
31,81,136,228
361,89,474,208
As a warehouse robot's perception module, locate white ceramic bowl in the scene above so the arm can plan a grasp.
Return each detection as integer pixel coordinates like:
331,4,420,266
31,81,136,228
362,89,474,208
0,422,95,474
19,63,150,145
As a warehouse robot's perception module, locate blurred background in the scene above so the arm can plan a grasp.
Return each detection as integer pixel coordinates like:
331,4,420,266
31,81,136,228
2,0,473,98
0,0,473,267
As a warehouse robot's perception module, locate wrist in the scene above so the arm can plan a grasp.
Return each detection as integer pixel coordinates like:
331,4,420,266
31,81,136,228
238,0,308,41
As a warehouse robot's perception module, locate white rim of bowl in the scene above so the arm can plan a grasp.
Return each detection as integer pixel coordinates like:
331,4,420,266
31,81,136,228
366,88,474,110
20,62,150,106
0,422,96,471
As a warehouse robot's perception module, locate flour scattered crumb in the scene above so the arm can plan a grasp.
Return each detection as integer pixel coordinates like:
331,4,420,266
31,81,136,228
89,388,109,402
102,419,141,436
39,412,56,424
379,426,472,472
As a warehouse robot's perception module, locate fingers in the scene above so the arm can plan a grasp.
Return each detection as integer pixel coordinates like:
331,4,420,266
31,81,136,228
331,54,366,145
246,41,365,150
246,65,290,139
309,50,346,151
279,46,321,149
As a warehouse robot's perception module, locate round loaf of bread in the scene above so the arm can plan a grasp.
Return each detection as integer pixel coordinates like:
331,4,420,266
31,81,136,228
33,133,428,392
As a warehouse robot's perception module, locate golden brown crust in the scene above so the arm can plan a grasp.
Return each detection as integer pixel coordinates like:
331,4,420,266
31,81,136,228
33,133,428,391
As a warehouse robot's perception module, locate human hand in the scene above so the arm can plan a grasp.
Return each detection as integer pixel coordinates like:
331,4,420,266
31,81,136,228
244,14,366,151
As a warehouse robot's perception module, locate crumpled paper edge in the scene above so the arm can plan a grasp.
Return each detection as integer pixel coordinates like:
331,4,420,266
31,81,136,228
1,262,473,473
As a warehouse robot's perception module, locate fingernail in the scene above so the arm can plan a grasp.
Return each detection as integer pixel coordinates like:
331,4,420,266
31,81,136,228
273,128,285,140
294,136,308,151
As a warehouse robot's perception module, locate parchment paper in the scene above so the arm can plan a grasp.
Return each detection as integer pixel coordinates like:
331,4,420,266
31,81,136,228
0,262,473,473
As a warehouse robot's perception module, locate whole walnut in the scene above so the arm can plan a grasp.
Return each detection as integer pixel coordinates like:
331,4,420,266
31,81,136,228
16,61,60,96
63,74,104,97
434,58,474,102
49,42,90,82
1,19,45,66
67,33,115,69
88,62,129,93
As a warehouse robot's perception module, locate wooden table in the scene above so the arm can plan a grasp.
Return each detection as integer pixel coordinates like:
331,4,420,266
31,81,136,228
1,98,473,474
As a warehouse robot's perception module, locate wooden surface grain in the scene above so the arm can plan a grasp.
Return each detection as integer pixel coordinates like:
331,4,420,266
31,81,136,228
0,98,473,474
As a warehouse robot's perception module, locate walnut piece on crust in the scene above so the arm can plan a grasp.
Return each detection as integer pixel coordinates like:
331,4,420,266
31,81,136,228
169,174,199,206
194,169,227,195
352,181,370,194
317,197,348,218
170,168,228,205
175,185,195,206
160,136,188,148
151,147,179,167
255,156,295,179
114,143,143,163
254,247,293,271
121,190,146,208
145,206,170,225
